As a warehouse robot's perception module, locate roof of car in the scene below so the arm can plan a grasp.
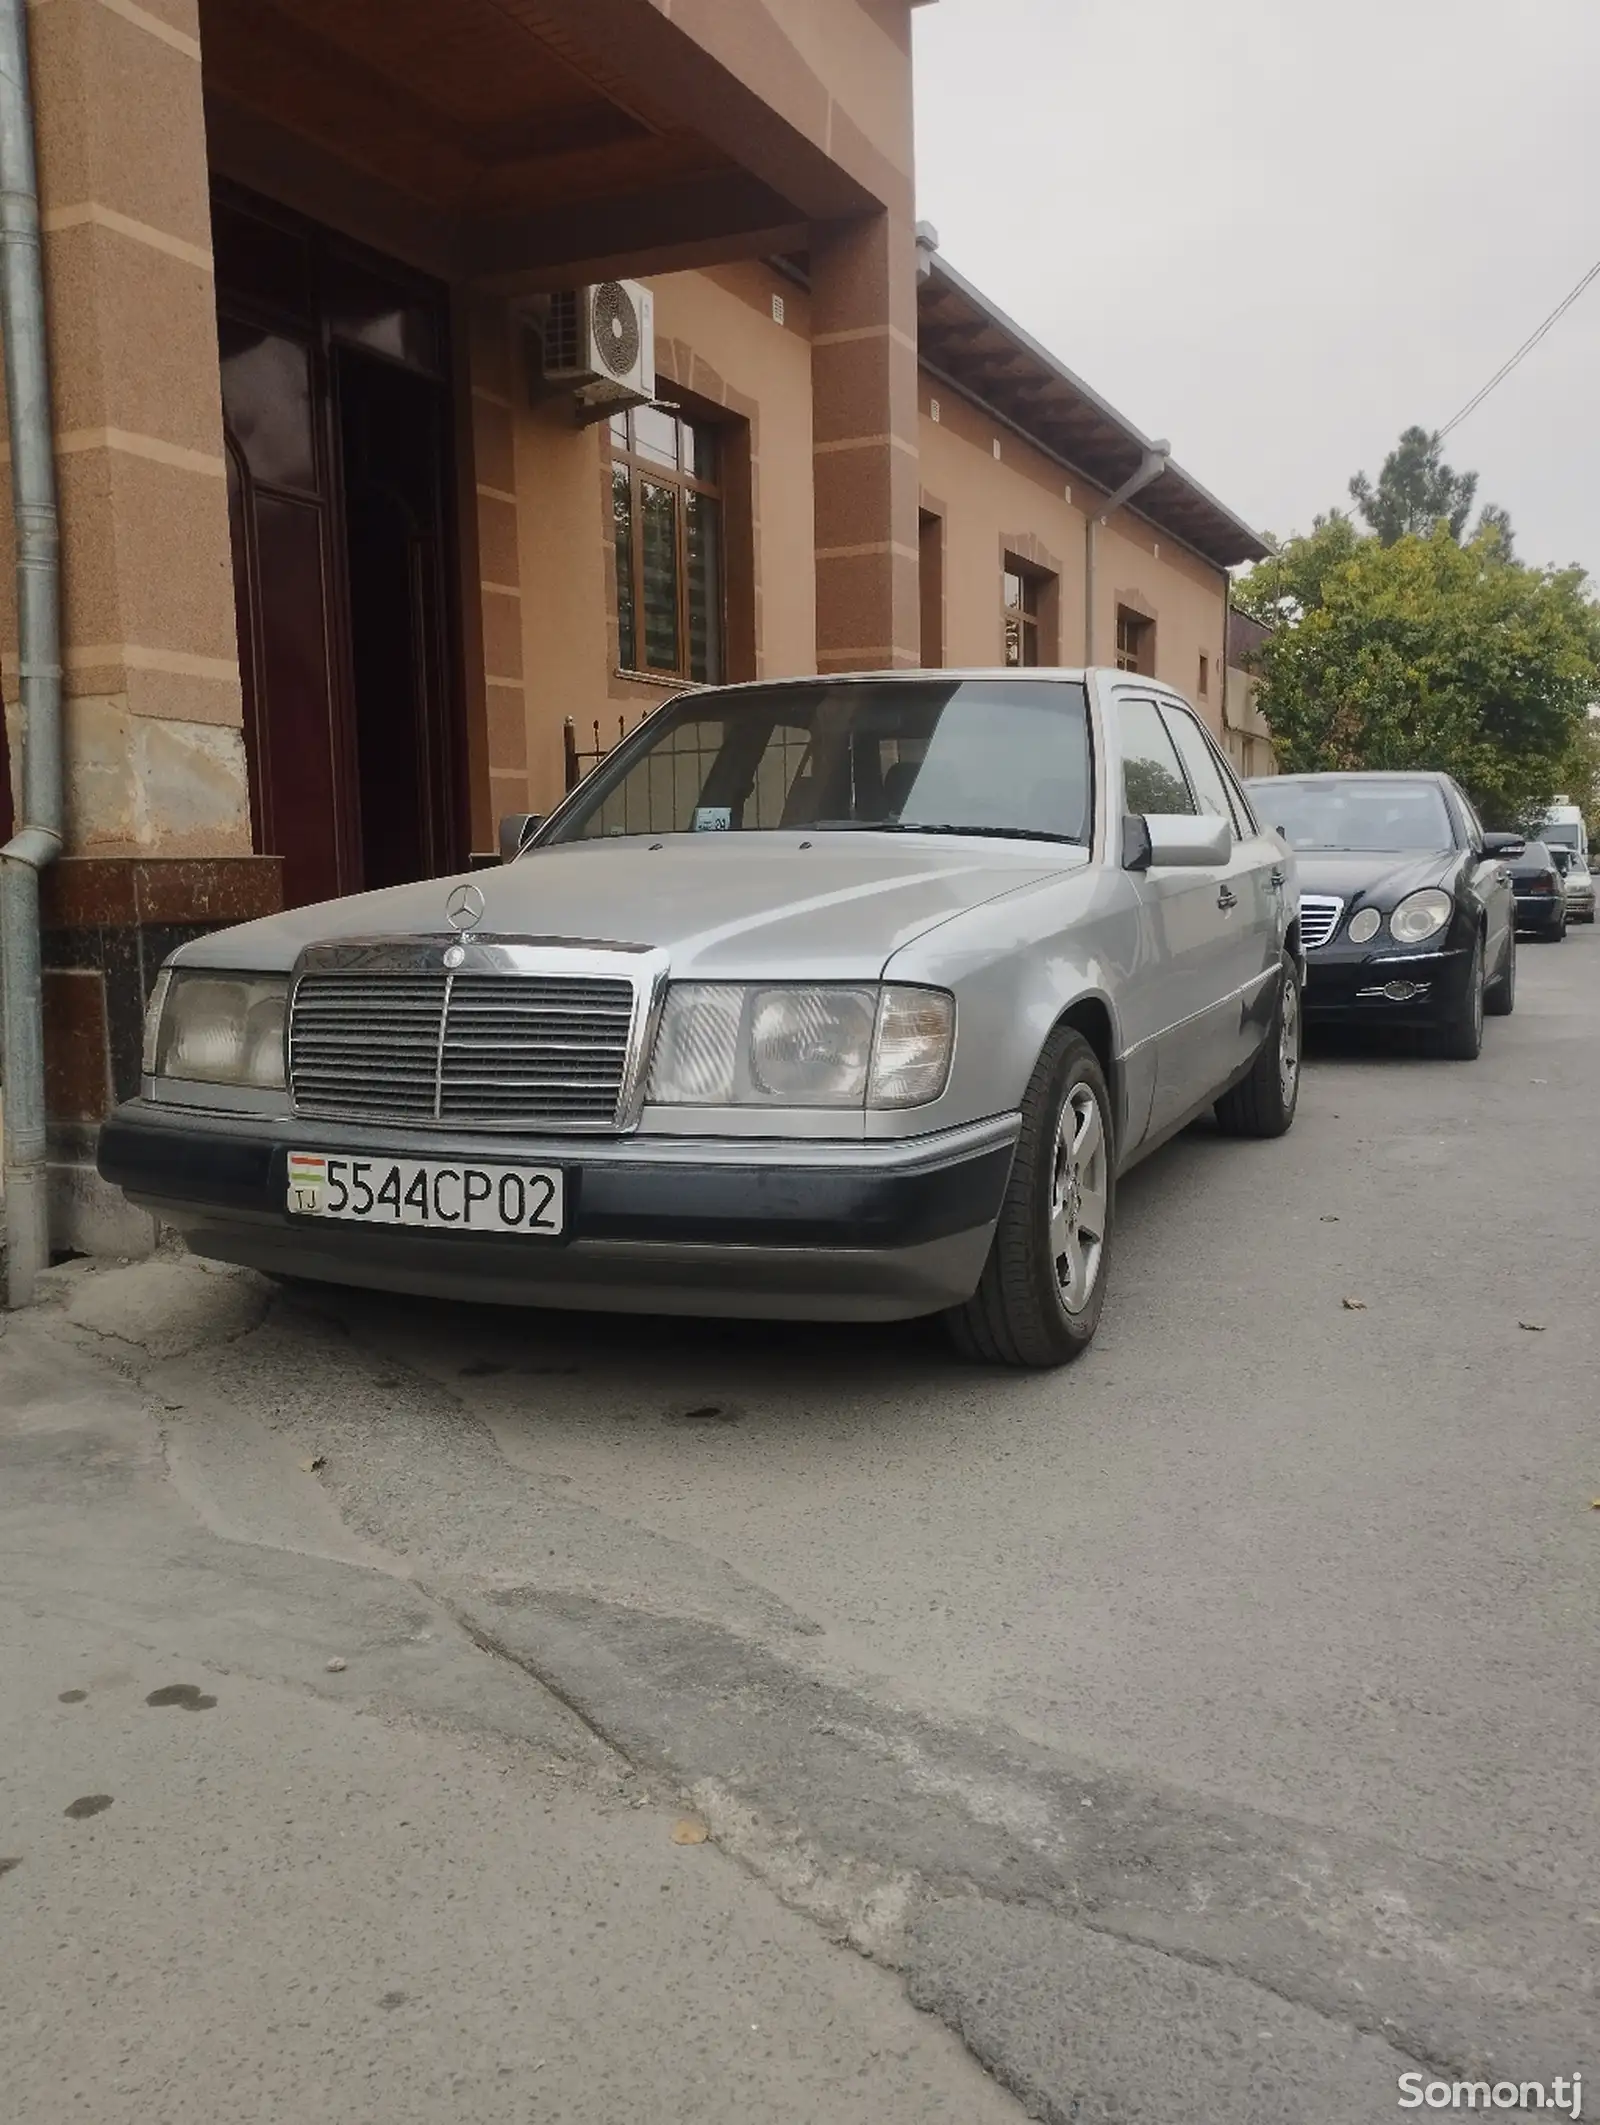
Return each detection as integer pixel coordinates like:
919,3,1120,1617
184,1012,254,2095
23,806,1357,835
691,669,1101,690
675,671,1248,706
1244,769,1451,787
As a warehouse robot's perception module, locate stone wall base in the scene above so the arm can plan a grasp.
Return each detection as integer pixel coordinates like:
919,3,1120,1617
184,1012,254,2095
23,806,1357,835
49,1128,159,1260
33,855,284,1261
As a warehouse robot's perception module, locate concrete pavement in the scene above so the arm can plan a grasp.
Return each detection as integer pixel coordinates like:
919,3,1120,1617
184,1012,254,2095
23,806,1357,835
0,1310,1022,2125
4,927,1597,2122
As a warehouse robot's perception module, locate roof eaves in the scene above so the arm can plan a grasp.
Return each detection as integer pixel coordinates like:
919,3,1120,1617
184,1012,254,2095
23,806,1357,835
920,256,1269,567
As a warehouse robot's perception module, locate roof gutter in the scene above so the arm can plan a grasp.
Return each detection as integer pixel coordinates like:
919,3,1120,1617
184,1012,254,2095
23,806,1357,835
0,0,62,1306
916,354,1231,582
1084,443,1169,667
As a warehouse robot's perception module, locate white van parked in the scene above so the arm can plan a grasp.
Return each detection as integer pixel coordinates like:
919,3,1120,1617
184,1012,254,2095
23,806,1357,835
1539,799,1588,862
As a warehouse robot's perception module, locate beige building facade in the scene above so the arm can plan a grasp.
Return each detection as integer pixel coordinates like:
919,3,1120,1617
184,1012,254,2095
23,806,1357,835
0,0,1266,1254
1221,606,1278,781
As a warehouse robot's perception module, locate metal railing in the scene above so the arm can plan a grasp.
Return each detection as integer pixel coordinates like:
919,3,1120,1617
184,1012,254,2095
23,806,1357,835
564,713,651,792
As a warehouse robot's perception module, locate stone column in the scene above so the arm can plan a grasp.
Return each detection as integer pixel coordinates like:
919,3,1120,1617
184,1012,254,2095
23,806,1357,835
0,0,277,1254
809,212,921,673
464,293,529,843
9,0,251,858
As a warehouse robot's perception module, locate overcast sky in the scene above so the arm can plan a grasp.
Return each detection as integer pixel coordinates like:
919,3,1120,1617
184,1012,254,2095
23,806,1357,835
911,0,1600,579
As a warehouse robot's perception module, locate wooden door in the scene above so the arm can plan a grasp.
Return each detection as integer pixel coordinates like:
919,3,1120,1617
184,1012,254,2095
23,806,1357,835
213,185,463,908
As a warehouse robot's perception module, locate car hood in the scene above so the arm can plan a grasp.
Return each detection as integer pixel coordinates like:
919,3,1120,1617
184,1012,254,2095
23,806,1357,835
173,832,1084,980
1292,848,1458,907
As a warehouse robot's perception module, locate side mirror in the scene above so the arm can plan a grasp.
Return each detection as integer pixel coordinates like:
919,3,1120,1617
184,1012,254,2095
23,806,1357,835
1139,813,1232,869
1481,832,1525,859
499,813,543,863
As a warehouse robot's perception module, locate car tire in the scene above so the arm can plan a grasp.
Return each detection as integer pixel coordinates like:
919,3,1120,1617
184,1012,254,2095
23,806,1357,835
1485,928,1516,1016
1214,952,1301,1139
1432,931,1484,1059
945,1027,1113,1369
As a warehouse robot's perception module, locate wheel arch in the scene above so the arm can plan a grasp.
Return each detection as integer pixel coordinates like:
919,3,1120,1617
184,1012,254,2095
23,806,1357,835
1049,992,1122,1148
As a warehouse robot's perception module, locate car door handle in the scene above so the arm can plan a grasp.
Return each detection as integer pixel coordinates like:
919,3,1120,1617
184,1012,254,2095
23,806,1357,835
1217,885,1237,912
1269,866,1286,891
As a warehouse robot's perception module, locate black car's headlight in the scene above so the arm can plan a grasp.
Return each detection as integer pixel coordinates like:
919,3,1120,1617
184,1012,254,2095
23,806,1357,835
1347,907,1381,944
144,969,288,1089
645,984,955,1110
1388,889,1452,946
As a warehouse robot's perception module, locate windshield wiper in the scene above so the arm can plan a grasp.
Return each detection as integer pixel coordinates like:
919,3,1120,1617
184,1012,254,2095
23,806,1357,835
808,820,1082,845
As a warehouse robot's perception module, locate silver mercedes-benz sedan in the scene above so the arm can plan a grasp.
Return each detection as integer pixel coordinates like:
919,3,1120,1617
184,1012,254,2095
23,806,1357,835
100,669,1302,1367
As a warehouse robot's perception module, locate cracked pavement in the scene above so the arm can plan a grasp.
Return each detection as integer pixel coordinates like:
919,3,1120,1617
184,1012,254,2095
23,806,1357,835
3,931,1598,2123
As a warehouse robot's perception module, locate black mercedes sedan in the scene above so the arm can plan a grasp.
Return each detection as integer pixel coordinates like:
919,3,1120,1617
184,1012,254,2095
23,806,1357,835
1507,838,1568,942
1244,770,1520,1060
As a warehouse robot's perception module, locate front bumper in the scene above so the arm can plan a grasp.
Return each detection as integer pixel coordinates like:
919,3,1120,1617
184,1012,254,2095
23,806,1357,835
1302,941,1473,1025
98,1102,1019,1323
1515,894,1566,931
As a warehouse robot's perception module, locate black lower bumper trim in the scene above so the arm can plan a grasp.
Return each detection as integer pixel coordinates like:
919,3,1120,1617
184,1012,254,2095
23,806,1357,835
98,1112,1014,1252
1303,944,1471,1020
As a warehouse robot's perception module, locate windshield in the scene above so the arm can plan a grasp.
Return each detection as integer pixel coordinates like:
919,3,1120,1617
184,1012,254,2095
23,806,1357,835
1258,779,1455,853
545,679,1093,846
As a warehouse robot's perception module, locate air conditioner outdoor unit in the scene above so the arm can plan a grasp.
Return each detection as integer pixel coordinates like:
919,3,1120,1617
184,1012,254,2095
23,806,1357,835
541,281,655,412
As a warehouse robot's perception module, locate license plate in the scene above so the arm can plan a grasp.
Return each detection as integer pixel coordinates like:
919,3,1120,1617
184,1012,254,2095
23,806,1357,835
286,1152,564,1236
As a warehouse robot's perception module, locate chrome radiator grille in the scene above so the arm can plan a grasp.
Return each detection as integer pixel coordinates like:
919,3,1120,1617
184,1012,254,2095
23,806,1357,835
290,970,637,1128
1297,895,1344,950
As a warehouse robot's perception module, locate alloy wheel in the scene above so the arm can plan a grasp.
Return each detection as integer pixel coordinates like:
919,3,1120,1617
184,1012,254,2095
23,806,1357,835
1050,1081,1109,1317
1279,974,1302,1107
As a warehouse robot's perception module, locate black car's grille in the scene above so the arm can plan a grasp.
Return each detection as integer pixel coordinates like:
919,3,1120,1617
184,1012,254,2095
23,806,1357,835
1298,895,1344,950
290,972,636,1128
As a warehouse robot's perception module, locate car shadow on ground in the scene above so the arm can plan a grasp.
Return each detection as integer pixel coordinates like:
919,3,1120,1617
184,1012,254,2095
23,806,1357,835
1303,1026,1438,1066
267,1018,1463,1407
276,1113,1237,1412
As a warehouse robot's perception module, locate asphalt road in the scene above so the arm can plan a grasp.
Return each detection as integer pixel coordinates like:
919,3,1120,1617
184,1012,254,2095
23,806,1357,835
6,925,1598,2122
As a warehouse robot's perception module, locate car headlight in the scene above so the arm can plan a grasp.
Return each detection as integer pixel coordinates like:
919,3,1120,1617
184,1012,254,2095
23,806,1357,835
1388,889,1452,946
147,969,288,1089
646,984,954,1110
1346,907,1381,944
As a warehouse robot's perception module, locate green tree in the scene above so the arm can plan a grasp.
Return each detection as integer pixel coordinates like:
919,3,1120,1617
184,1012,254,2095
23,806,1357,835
1235,520,1600,827
1348,425,1511,547
1474,502,1516,562
1550,713,1600,839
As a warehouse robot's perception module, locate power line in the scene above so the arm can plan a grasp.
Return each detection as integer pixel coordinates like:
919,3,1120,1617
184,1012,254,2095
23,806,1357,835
1439,251,1600,439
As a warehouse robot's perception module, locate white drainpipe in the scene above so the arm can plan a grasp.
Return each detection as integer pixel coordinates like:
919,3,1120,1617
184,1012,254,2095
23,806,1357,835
1084,441,1169,665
